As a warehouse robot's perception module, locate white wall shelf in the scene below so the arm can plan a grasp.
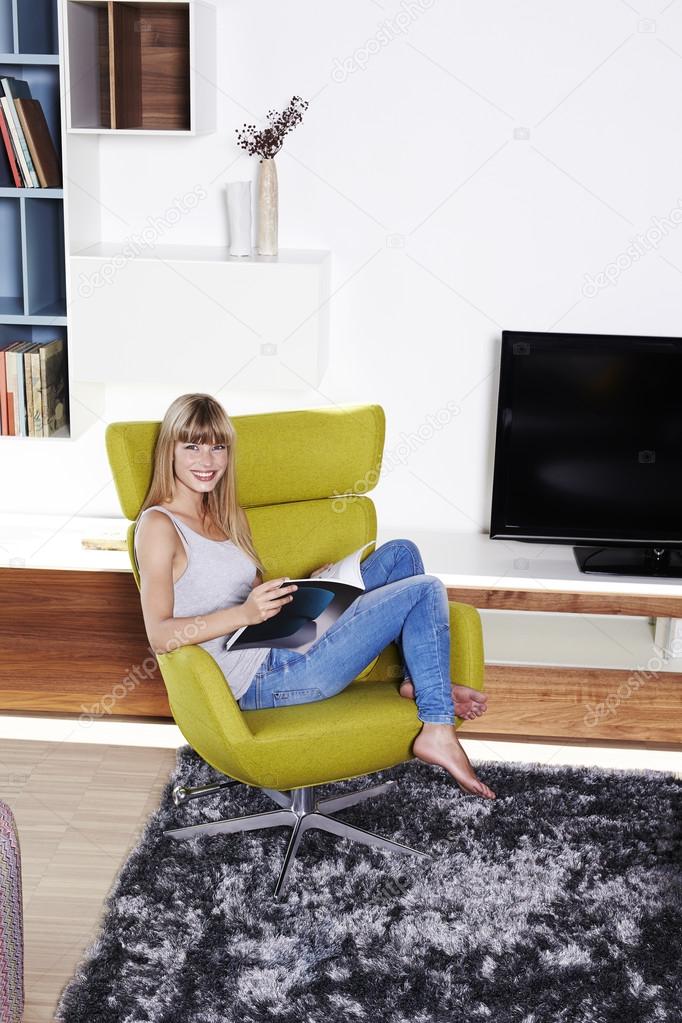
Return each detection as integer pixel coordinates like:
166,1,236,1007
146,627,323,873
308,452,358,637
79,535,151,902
69,246,331,391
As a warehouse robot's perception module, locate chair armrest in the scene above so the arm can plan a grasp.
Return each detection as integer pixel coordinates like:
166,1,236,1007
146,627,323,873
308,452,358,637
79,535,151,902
449,600,485,691
157,646,258,781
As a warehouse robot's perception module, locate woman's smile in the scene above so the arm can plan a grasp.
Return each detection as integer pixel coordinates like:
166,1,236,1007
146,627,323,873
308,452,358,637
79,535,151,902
190,469,218,482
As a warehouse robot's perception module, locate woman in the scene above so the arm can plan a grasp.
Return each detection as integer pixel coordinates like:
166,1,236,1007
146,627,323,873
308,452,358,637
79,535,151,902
134,394,495,801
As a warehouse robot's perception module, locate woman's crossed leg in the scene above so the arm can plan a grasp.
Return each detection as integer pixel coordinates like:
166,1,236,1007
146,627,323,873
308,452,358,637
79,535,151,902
238,540,495,799
359,539,488,722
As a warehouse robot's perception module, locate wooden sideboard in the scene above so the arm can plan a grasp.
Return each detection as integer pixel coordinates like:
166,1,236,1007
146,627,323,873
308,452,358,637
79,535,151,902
1,517,681,747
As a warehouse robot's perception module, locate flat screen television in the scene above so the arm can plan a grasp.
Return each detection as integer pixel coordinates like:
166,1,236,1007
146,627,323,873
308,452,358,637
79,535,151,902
490,330,682,577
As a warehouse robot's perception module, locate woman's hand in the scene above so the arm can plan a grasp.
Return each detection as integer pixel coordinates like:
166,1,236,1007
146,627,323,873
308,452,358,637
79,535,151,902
310,563,333,578
242,578,298,625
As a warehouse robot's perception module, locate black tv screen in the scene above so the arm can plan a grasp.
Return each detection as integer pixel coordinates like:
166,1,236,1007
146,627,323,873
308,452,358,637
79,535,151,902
490,330,682,548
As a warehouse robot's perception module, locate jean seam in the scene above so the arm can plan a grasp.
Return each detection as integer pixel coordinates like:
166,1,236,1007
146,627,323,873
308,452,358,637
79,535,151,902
429,581,454,721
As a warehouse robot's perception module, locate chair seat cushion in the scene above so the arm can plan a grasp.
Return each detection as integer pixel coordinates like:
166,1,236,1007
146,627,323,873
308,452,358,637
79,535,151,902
240,680,423,789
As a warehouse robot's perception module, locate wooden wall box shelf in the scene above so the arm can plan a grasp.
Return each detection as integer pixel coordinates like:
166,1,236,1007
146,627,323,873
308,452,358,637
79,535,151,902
65,0,215,134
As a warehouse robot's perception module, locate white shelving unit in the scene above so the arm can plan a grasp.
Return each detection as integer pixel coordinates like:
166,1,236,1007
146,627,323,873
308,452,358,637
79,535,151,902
68,244,332,391
0,0,74,438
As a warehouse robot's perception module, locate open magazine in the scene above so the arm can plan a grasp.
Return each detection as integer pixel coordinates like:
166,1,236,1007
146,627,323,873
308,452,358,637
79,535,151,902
224,540,375,654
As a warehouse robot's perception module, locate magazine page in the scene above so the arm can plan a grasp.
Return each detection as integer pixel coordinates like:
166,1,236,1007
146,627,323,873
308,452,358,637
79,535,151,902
315,540,375,589
223,541,376,654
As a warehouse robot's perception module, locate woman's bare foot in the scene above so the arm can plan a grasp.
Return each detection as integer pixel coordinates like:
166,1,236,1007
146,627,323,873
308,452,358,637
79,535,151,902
412,723,496,799
399,678,488,721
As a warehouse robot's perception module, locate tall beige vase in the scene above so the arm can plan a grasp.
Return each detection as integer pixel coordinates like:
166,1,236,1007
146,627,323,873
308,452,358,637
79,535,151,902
257,157,278,255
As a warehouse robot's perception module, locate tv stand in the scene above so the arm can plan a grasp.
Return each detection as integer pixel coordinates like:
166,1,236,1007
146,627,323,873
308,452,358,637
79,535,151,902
574,545,682,578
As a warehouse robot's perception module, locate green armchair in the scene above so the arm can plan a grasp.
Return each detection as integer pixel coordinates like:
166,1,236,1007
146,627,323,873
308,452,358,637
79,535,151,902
105,403,485,896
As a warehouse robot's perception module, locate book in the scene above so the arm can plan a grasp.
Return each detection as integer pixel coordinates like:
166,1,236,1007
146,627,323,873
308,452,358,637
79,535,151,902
28,345,43,435
39,338,67,436
0,105,22,187
81,536,128,552
15,98,61,187
23,344,37,437
224,541,375,654
0,78,38,187
12,340,33,436
3,342,22,436
0,342,12,435
0,97,30,186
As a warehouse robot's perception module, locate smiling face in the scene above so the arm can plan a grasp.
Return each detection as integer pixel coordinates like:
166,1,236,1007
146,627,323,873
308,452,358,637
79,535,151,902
172,438,229,495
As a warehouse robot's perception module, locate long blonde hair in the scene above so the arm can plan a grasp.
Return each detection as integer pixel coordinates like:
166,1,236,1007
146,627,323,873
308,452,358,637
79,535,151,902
138,393,266,576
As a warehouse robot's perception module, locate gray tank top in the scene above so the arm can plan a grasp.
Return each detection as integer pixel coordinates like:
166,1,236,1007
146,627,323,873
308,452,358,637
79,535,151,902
133,505,269,701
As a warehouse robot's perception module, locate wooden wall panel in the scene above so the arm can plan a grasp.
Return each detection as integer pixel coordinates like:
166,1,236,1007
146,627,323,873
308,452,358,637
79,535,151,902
446,585,682,618
1,569,679,747
0,568,170,717
458,664,682,748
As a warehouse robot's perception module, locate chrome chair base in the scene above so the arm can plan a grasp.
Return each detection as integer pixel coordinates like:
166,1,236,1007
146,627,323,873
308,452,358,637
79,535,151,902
165,778,431,897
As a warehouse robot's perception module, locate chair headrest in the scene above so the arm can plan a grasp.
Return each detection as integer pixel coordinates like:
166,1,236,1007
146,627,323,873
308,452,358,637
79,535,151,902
106,403,385,520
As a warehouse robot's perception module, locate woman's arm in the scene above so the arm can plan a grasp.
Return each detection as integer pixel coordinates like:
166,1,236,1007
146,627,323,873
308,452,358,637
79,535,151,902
136,512,249,654
136,512,297,655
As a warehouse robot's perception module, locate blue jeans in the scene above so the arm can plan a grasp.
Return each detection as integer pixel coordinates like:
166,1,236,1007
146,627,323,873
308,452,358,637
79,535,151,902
237,538,455,724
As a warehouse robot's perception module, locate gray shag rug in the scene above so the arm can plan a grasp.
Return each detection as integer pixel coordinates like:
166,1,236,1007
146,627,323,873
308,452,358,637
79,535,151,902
56,746,681,1023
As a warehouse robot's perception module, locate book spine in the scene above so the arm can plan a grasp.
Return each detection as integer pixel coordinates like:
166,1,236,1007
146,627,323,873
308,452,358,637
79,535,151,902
39,345,48,437
0,107,22,187
0,84,38,187
0,350,8,435
5,352,17,435
23,349,34,437
15,350,24,436
0,97,31,187
29,350,42,436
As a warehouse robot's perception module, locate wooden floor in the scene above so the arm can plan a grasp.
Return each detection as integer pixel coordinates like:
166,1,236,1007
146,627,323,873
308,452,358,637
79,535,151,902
2,733,681,1022
2,740,176,1022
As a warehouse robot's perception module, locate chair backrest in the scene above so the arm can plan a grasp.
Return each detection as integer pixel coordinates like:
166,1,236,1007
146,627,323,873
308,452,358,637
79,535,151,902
105,404,386,781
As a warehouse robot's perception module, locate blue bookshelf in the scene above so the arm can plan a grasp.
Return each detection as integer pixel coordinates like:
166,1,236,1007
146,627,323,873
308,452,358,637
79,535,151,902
0,0,68,437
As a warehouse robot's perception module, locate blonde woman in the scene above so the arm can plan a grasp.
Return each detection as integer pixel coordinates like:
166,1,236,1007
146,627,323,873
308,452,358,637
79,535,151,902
134,394,495,800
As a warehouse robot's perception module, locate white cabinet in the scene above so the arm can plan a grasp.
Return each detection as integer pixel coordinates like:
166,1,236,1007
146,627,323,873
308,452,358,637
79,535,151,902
69,245,331,390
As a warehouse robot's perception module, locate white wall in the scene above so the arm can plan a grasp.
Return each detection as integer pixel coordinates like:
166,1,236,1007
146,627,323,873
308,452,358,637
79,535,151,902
4,0,682,533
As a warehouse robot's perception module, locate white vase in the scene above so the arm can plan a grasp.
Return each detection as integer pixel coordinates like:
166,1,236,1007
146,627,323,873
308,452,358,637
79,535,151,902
257,157,278,256
226,180,252,256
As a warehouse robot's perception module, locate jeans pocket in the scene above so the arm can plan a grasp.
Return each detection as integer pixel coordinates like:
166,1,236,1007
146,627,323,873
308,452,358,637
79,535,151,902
272,687,323,707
